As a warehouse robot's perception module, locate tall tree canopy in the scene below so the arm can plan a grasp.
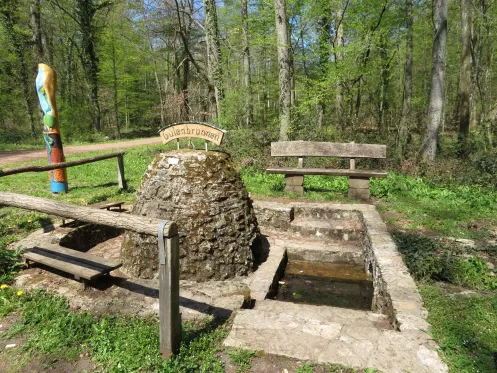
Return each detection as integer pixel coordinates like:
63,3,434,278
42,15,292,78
1,0,497,161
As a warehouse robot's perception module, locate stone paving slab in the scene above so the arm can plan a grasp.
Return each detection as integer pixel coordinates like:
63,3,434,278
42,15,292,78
225,301,447,373
268,233,364,265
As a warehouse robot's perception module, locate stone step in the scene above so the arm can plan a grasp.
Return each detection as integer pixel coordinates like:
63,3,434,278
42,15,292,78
225,300,446,373
293,206,362,221
270,234,364,265
289,218,363,241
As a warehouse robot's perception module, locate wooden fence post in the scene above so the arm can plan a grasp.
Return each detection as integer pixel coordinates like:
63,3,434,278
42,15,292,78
158,221,181,358
117,151,126,190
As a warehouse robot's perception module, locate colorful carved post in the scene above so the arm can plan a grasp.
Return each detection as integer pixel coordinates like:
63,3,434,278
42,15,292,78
36,64,68,193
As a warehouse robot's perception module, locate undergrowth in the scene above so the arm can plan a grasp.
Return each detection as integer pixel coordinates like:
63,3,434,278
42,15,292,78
393,232,497,290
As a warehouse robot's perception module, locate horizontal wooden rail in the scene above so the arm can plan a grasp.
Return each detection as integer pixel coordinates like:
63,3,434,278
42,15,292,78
0,151,125,177
0,192,176,237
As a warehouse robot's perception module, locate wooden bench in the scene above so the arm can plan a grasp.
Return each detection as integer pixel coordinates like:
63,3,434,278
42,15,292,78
89,200,124,211
265,141,387,199
22,243,122,289
61,200,124,226
28,200,125,287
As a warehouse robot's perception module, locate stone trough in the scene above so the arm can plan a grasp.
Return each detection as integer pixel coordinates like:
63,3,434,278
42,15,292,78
225,200,448,373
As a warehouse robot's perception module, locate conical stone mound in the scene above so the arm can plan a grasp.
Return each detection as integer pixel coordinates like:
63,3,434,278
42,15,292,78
121,150,261,281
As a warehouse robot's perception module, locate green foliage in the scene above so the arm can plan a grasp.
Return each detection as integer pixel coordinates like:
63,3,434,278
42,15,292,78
226,347,256,373
0,207,49,284
0,249,22,284
296,363,314,373
327,364,357,372
393,232,497,290
420,285,497,373
372,173,497,238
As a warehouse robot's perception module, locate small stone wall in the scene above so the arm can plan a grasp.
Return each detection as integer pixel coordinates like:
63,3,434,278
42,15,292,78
360,207,430,331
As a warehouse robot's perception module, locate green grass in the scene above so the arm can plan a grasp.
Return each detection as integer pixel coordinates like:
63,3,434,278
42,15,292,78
241,170,497,239
420,285,497,373
226,347,256,372
0,287,227,372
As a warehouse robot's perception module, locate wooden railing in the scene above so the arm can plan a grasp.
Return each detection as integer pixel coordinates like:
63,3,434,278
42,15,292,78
0,151,127,190
0,192,180,358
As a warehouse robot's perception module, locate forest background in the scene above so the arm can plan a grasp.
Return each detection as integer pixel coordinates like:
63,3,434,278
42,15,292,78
1,0,497,177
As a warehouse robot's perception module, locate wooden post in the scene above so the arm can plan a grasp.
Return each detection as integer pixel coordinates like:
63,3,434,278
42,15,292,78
117,151,126,190
158,221,181,358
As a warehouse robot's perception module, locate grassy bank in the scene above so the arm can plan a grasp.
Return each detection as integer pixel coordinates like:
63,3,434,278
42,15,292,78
0,145,496,372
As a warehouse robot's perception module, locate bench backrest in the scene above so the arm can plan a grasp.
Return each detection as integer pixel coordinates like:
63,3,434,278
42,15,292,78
271,141,386,159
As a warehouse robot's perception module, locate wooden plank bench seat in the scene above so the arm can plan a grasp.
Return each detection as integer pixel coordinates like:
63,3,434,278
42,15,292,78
265,141,387,199
89,200,124,211
61,200,124,226
22,243,122,288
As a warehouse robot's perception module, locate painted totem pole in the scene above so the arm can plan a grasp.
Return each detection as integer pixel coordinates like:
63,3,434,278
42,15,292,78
36,64,68,193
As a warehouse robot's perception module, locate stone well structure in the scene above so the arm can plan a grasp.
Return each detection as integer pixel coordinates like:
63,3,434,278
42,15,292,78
121,150,261,281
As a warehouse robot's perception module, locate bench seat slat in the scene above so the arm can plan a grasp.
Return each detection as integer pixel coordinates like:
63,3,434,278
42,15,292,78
271,141,386,158
35,244,122,269
89,201,123,210
266,167,387,178
22,244,122,281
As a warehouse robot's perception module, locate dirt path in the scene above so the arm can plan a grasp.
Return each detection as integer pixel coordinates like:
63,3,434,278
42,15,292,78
0,137,162,166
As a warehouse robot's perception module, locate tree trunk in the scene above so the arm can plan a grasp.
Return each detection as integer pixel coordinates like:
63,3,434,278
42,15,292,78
30,0,44,61
111,32,120,139
76,0,102,133
31,0,45,132
378,35,390,133
317,4,331,132
335,1,345,129
420,0,448,162
182,58,190,120
0,3,37,137
241,0,253,127
150,40,165,126
275,0,291,140
457,0,471,148
203,0,224,118
397,0,413,159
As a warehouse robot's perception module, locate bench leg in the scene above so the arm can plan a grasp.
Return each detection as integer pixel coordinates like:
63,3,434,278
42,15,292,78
348,177,371,200
74,275,90,290
284,175,304,195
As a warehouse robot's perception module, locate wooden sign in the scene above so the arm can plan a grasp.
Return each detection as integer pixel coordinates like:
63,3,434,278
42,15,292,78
159,122,226,146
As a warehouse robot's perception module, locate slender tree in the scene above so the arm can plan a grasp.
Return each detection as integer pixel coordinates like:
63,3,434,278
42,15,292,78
30,0,45,130
420,0,448,161
334,0,345,129
0,0,37,137
241,0,253,126
316,6,330,131
275,0,292,140
73,0,112,133
457,0,471,149
203,0,224,118
397,0,413,158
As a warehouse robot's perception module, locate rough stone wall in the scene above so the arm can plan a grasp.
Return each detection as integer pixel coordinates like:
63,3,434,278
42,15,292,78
121,150,261,281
